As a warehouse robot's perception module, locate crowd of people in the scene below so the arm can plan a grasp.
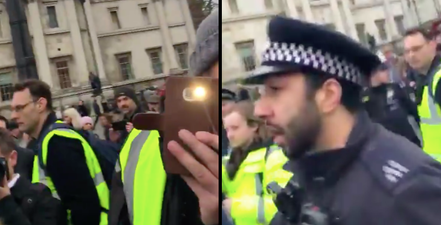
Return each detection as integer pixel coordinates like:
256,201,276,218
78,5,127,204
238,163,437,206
221,16,441,225
0,9,220,225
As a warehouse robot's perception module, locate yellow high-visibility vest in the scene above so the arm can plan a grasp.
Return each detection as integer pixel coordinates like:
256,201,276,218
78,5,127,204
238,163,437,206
418,69,441,161
32,121,109,225
222,145,292,225
118,128,166,225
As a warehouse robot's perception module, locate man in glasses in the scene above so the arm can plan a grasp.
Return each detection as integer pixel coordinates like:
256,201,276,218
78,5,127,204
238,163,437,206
404,28,441,161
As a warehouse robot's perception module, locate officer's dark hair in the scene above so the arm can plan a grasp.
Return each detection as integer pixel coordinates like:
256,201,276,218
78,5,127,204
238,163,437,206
404,28,432,41
303,69,362,113
0,128,16,156
14,79,53,110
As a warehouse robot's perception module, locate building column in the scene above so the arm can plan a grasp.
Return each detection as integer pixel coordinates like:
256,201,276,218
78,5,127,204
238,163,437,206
84,0,107,83
154,0,179,72
300,0,314,22
329,0,345,33
400,0,413,28
178,0,197,49
383,0,398,40
341,0,358,40
27,0,53,87
65,0,89,86
286,0,299,18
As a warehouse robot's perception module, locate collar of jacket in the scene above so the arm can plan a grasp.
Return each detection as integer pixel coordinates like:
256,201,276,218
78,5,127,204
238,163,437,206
36,112,58,142
284,111,375,186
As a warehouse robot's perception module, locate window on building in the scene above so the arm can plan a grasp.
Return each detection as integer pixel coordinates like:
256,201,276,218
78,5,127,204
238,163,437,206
47,6,59,28
229,0,239,13
235,41,256,72
174,44,188,69
56,61,72,89
356,23,366,44
0,72,13,101
264,0,273,9
375,19,388,41
324,23,336,31
147,48,163,75
116,53,133,80
110,10,121,29
394,15,405,35
141,7,150,25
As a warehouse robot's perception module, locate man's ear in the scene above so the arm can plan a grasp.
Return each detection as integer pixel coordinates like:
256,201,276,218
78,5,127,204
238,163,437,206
9,150,18,169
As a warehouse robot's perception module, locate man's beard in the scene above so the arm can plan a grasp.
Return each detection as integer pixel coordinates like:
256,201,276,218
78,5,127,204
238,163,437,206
284,101,322,159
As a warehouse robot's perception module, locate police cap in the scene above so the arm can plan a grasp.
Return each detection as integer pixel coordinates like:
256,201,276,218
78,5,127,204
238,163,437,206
243,16,381,86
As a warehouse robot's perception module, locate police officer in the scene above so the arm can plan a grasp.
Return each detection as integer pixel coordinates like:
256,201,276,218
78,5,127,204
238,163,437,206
244,16,441,225
363,63,422,146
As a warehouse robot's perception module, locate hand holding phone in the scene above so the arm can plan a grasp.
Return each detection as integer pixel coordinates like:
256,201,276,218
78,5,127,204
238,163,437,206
133,76,219,175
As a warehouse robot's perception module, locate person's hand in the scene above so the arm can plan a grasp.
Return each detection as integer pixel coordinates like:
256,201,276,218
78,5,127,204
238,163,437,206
0,176,11,200
222,198,232,214
167,130,219,225
409,81,416,87
126,122,134,132
108,128,121,142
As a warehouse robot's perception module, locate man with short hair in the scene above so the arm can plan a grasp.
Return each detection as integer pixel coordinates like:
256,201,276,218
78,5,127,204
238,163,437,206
245,16,441,225
0,128,64,225
404,28,441,160
10,80,109,225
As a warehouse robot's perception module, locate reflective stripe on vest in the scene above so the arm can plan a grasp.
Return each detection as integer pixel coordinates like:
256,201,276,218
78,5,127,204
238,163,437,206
254,174,265,224
120,129,165,225
31,128,109,225
421,94,441,124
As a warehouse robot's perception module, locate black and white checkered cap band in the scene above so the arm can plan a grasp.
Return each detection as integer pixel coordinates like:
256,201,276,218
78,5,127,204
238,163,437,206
262,42,363,85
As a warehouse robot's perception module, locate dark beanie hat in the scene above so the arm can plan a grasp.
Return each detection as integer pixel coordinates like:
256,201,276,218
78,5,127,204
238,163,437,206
189,9,219,76
114,86,137,102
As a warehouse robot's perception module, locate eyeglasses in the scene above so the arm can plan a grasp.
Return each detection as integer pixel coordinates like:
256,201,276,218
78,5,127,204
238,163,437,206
11,101,34,113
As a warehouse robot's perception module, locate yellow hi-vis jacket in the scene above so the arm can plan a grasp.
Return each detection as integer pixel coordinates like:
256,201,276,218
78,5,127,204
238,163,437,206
32,121,109,225
117,128,165,225
418,69,441,161
222,145,292,225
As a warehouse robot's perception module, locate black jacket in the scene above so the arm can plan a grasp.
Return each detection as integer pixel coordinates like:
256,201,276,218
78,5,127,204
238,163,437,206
108,138,203,225
14,146,34,181
77,105,89,117
363,83,421,146
271,112,441,225
0,176,65,225
90,76,102,96
33,113,103,225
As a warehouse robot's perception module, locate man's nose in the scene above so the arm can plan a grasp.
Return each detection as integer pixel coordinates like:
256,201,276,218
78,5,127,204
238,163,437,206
254,99,270,120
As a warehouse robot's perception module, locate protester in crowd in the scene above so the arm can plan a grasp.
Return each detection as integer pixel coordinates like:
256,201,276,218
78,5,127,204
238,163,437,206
0,128,65,225
222,101,291,224
113,86,144,134
222,89,237,156
90,72,102,97
76,100,89,117
81,116,94,131
63,108,83,130
167,9,220,225
146,94,161,112
11,80,109,225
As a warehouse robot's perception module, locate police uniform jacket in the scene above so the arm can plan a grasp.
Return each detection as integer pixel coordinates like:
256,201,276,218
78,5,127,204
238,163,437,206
363,83,421,146
271,112,441,225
